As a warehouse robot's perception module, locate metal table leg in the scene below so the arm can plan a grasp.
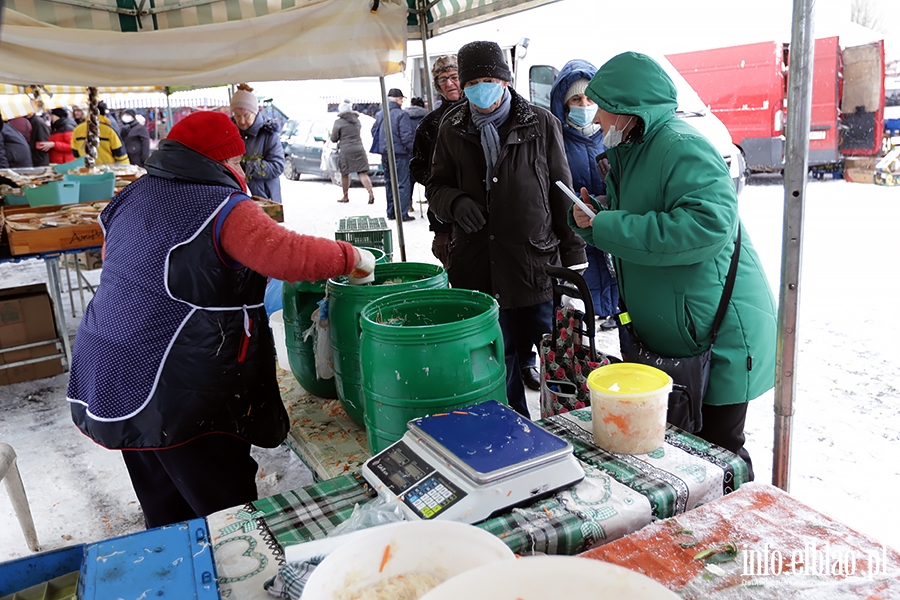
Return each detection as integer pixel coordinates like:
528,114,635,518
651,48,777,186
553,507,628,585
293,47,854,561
45,257,73,369
63,256,76,318
74,258,87,314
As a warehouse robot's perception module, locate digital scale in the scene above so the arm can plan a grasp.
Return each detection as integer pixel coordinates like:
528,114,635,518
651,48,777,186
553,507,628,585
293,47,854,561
362,400,585,524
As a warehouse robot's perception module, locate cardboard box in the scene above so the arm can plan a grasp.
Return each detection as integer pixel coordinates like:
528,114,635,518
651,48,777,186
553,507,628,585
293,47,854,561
254,198,284,223
65,249,104,271
844,157,876,184
0,283,65,385
2,204,105,256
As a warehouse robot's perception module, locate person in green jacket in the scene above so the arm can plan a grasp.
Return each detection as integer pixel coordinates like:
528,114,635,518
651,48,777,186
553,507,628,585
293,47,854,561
570,52,776,479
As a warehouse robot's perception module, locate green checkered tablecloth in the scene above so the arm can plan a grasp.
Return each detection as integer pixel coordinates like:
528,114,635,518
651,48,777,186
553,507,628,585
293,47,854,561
210,408,748,598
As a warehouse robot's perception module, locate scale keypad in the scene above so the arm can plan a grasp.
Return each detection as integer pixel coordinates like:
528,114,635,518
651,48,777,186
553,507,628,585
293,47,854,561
402,473,466,519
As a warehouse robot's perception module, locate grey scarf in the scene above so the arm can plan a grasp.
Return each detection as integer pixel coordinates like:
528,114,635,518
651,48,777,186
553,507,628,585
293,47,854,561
470,88,511,193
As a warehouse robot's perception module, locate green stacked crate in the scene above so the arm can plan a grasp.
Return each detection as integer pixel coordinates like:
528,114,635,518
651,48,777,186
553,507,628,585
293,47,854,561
334,216,393,262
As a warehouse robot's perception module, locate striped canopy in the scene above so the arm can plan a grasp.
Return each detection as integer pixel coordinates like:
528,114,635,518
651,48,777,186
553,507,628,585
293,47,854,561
0,0,409,87
0,0,559,88
406,0,560,40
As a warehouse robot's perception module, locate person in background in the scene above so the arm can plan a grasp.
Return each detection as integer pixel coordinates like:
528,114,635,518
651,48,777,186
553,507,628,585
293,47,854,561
570,52,776,479
27,111,51,167
549,60,619,332
231,83,284,204
72,106,86,125
331,100,376,205
372,88,414,221
405,97,428,130
0,117,34,168
410,54,462,267
35,108,76,164
7,115,31,140
71,106,129,164
427,41,587,418
67,111,375,529
120,109,151,167
99,101,120,134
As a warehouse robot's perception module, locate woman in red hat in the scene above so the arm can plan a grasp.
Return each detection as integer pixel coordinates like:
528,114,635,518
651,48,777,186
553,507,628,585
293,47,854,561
67,111,375,529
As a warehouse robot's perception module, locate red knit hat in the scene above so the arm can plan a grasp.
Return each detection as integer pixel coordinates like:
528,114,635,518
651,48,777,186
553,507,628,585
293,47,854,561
166,111,245,161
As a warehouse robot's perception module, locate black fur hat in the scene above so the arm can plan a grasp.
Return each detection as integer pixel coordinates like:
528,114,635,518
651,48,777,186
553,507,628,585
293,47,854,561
457,41,511,87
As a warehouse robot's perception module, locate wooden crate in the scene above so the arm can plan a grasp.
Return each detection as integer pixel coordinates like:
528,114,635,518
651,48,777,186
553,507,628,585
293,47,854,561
2,204,104,256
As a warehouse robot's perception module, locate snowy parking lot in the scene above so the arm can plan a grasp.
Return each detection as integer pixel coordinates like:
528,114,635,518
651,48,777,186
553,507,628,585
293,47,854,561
1,174,898,560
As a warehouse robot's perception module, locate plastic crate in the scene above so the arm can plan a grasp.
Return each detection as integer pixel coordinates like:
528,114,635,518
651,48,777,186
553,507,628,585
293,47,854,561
63,172,115,203
335,215,393,262
52,157,85,174
23,181,80,207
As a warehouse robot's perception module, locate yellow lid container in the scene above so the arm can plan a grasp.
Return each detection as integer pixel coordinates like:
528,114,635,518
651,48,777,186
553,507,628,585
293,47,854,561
587,363,672,454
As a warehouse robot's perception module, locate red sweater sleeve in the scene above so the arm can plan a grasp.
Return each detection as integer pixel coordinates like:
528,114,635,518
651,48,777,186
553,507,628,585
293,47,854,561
219,200,357,282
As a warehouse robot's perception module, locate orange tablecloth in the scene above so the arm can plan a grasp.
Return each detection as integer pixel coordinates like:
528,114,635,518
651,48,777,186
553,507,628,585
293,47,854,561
580,482,900,598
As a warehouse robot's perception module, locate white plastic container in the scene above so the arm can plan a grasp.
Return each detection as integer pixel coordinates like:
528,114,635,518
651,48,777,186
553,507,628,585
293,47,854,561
268,309,290,370
587,363,672,454
420,555,679,600
301,520,515,600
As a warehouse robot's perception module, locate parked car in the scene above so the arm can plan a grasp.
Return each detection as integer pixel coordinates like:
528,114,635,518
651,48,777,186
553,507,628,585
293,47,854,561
280,119,302,154
282,112,383,185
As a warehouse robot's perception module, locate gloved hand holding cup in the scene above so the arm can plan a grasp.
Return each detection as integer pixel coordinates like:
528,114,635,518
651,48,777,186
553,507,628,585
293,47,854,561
349,247,376,285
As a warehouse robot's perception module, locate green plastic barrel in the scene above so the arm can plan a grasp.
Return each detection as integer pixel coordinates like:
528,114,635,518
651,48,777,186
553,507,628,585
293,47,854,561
282,280,336,398
327,262,448,425
282,248,387,399
359,288,507,454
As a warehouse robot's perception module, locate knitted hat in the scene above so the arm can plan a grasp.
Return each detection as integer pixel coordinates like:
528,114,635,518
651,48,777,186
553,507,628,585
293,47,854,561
457,41,511,87
50,107,69,120
230,85,259,114
167,111,245,161
338,99,353,113
387,88,405,99
564,79,590,105
432,54,458,87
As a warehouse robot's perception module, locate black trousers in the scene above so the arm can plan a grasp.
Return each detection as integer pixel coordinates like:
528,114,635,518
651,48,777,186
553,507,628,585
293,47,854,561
122,434,259,529
695,402,755,482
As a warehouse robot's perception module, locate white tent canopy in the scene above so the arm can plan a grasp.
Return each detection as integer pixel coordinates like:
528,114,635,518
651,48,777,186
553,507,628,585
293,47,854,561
0,0,408,87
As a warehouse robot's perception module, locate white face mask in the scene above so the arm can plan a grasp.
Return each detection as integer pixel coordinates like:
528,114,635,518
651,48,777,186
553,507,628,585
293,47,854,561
603,116,633,148
121,115,134,124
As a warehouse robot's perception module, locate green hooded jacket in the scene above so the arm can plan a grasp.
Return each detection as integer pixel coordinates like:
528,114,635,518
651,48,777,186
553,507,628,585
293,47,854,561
573,52,776,406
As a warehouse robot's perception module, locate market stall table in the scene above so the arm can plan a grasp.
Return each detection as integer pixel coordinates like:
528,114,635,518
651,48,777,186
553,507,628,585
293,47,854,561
579,482,900,598
209,406,748,598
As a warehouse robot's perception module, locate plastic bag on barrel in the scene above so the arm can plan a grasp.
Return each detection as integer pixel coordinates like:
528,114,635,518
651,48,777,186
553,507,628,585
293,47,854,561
303,300,334,380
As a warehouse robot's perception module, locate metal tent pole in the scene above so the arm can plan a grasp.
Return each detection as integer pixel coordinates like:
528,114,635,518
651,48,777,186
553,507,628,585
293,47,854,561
379,77,407,262
83,87,100,169
773,0,816,492
417,0,435,111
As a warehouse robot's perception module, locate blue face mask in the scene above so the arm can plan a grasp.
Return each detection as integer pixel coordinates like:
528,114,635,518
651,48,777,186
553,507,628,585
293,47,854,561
568,104,598,127
466,82,505,110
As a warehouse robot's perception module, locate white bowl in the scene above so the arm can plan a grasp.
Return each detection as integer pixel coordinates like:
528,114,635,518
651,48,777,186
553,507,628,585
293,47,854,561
301,520,515,600
419,555,680,600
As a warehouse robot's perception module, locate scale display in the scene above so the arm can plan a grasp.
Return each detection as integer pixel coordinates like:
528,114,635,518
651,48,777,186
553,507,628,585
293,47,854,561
362,401,584,524
366,441,468,518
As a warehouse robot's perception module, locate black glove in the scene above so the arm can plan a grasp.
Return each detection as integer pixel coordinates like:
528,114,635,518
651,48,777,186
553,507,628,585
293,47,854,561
452,195,486,234
431,232,451,267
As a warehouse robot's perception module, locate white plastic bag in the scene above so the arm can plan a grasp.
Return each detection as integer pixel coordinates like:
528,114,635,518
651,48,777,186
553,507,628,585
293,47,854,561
302,303,334,380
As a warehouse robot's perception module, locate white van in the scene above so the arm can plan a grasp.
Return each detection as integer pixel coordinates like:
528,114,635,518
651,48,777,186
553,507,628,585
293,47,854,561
517,46,746,196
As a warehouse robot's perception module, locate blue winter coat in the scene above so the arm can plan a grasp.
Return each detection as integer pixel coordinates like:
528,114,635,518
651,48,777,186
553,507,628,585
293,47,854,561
239,114,284,204
550,59,618,317
372,102,414,156
549,59,607,197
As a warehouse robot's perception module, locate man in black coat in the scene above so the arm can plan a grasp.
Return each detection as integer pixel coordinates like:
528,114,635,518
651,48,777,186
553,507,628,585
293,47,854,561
410,54,462,266
427,42,586,417
28,112,51,166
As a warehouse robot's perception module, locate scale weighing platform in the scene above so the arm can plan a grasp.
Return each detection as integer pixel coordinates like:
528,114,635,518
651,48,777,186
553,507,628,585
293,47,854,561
362,400,584,524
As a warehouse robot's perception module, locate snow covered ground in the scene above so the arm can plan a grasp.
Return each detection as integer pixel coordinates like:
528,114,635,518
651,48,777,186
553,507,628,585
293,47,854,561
1,174,898,562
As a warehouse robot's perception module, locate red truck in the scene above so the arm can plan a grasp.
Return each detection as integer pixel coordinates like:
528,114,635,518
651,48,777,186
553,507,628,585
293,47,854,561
667,37,885,172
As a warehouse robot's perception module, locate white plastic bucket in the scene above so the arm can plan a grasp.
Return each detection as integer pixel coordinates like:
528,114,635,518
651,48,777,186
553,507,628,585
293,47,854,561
269,309,290,370
301,520,515,600
587,363,672,454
